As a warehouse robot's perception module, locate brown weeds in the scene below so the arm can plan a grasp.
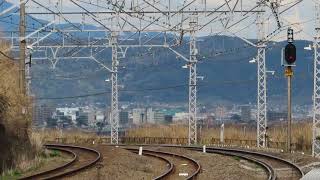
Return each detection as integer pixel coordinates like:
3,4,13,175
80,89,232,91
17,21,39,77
126,122,312,148
0,41,33,173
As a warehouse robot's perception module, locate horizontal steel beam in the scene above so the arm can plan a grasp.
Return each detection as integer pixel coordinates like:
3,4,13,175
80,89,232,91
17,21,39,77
25,10,264,15
0,29,193,33
11,44,168,48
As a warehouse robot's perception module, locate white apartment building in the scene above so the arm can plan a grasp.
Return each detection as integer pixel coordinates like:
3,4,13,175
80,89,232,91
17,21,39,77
132,108,156,124
56,107,79,123
173,112,189,122
132,108,144,124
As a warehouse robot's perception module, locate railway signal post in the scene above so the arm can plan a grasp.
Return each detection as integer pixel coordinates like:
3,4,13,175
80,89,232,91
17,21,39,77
282,28,296,153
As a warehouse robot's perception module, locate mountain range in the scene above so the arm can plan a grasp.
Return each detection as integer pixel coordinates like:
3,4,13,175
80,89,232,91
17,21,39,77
0,1,315,107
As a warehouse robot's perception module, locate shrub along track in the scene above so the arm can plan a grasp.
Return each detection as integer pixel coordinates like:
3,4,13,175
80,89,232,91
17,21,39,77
19,144,101,180
125,148,201,180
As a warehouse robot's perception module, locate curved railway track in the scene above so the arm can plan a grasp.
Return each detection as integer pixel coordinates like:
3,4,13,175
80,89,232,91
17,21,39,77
125,148,174,180
169,145,303,180
22,143,302,179
199,146,303,180
19,144,101,180
204,149,276,180
120,144,304,180
125,148,201,180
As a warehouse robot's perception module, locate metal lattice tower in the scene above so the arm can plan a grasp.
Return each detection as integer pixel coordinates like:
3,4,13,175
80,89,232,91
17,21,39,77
2,0,282,144
256,4,267,148
188,14,198,145
313,3,320,157
110,31,119,144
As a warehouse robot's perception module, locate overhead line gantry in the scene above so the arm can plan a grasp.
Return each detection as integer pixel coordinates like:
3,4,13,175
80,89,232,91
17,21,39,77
4,0,294,145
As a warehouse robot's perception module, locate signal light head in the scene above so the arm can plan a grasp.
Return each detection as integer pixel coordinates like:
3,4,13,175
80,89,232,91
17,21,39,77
285,43,296,64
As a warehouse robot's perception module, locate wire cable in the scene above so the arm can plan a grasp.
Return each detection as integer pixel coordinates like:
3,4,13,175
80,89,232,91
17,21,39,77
36,79,258,100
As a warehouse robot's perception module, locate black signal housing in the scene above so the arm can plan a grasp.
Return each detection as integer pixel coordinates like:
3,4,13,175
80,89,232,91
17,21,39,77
285,43,296,64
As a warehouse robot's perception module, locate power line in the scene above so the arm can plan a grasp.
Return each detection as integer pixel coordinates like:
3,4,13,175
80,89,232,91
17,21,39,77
36,84,187,100
36,79,257,100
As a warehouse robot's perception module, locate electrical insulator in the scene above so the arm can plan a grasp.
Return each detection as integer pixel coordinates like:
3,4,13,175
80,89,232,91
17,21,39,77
29,54,32,67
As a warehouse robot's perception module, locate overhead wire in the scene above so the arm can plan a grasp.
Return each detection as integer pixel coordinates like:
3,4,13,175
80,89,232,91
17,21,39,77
1,0,310,98
0,14,110,72
36,79,259,100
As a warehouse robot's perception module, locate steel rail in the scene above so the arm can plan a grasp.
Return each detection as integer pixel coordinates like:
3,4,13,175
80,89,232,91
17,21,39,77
19,144,101,180
126,148,174,180
116,144,304,179
193,148,275,180
205,146,304,178
19,147,78,180
122,145,273,179
162,145,303,179
125,148,200,180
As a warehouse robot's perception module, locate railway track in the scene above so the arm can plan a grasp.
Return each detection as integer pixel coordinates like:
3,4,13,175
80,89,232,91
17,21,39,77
22,143,302,179
165,145,303,180
199,146,304,180
204,149,275,180
125,148,201,180
120,145,304,180
19,144,101,180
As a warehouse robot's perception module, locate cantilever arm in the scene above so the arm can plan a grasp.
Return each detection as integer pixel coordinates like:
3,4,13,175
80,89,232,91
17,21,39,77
167,47,189,62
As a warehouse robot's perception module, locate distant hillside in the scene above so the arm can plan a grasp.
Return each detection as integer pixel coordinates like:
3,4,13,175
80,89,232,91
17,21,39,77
0,1,314,106
29,36,314,106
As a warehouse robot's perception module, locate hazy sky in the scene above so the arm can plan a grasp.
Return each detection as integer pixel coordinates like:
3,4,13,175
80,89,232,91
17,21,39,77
5,0,318,40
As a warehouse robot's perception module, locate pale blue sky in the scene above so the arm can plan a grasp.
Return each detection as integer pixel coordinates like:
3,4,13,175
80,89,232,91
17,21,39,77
6,0,318,40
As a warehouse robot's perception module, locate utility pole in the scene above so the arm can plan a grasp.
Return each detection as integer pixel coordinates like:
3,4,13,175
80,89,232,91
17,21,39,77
19,0,26,95
26,51,32,96
19,0,28,137
283,28,296,153
256,3,267,148
286,67,292,152
110,31,119,144
313,2,320,157
188,13,198,145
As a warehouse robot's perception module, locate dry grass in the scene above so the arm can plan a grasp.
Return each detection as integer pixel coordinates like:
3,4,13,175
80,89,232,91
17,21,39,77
126,122,312,145
0,40,34,174
126,124,188,138
28,121,312,151
200,125,257,140
33,129,103,143
28,122,312,154
0,40,32,138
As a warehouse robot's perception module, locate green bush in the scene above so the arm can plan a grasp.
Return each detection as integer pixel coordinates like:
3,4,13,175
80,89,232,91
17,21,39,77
49,150,60,157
